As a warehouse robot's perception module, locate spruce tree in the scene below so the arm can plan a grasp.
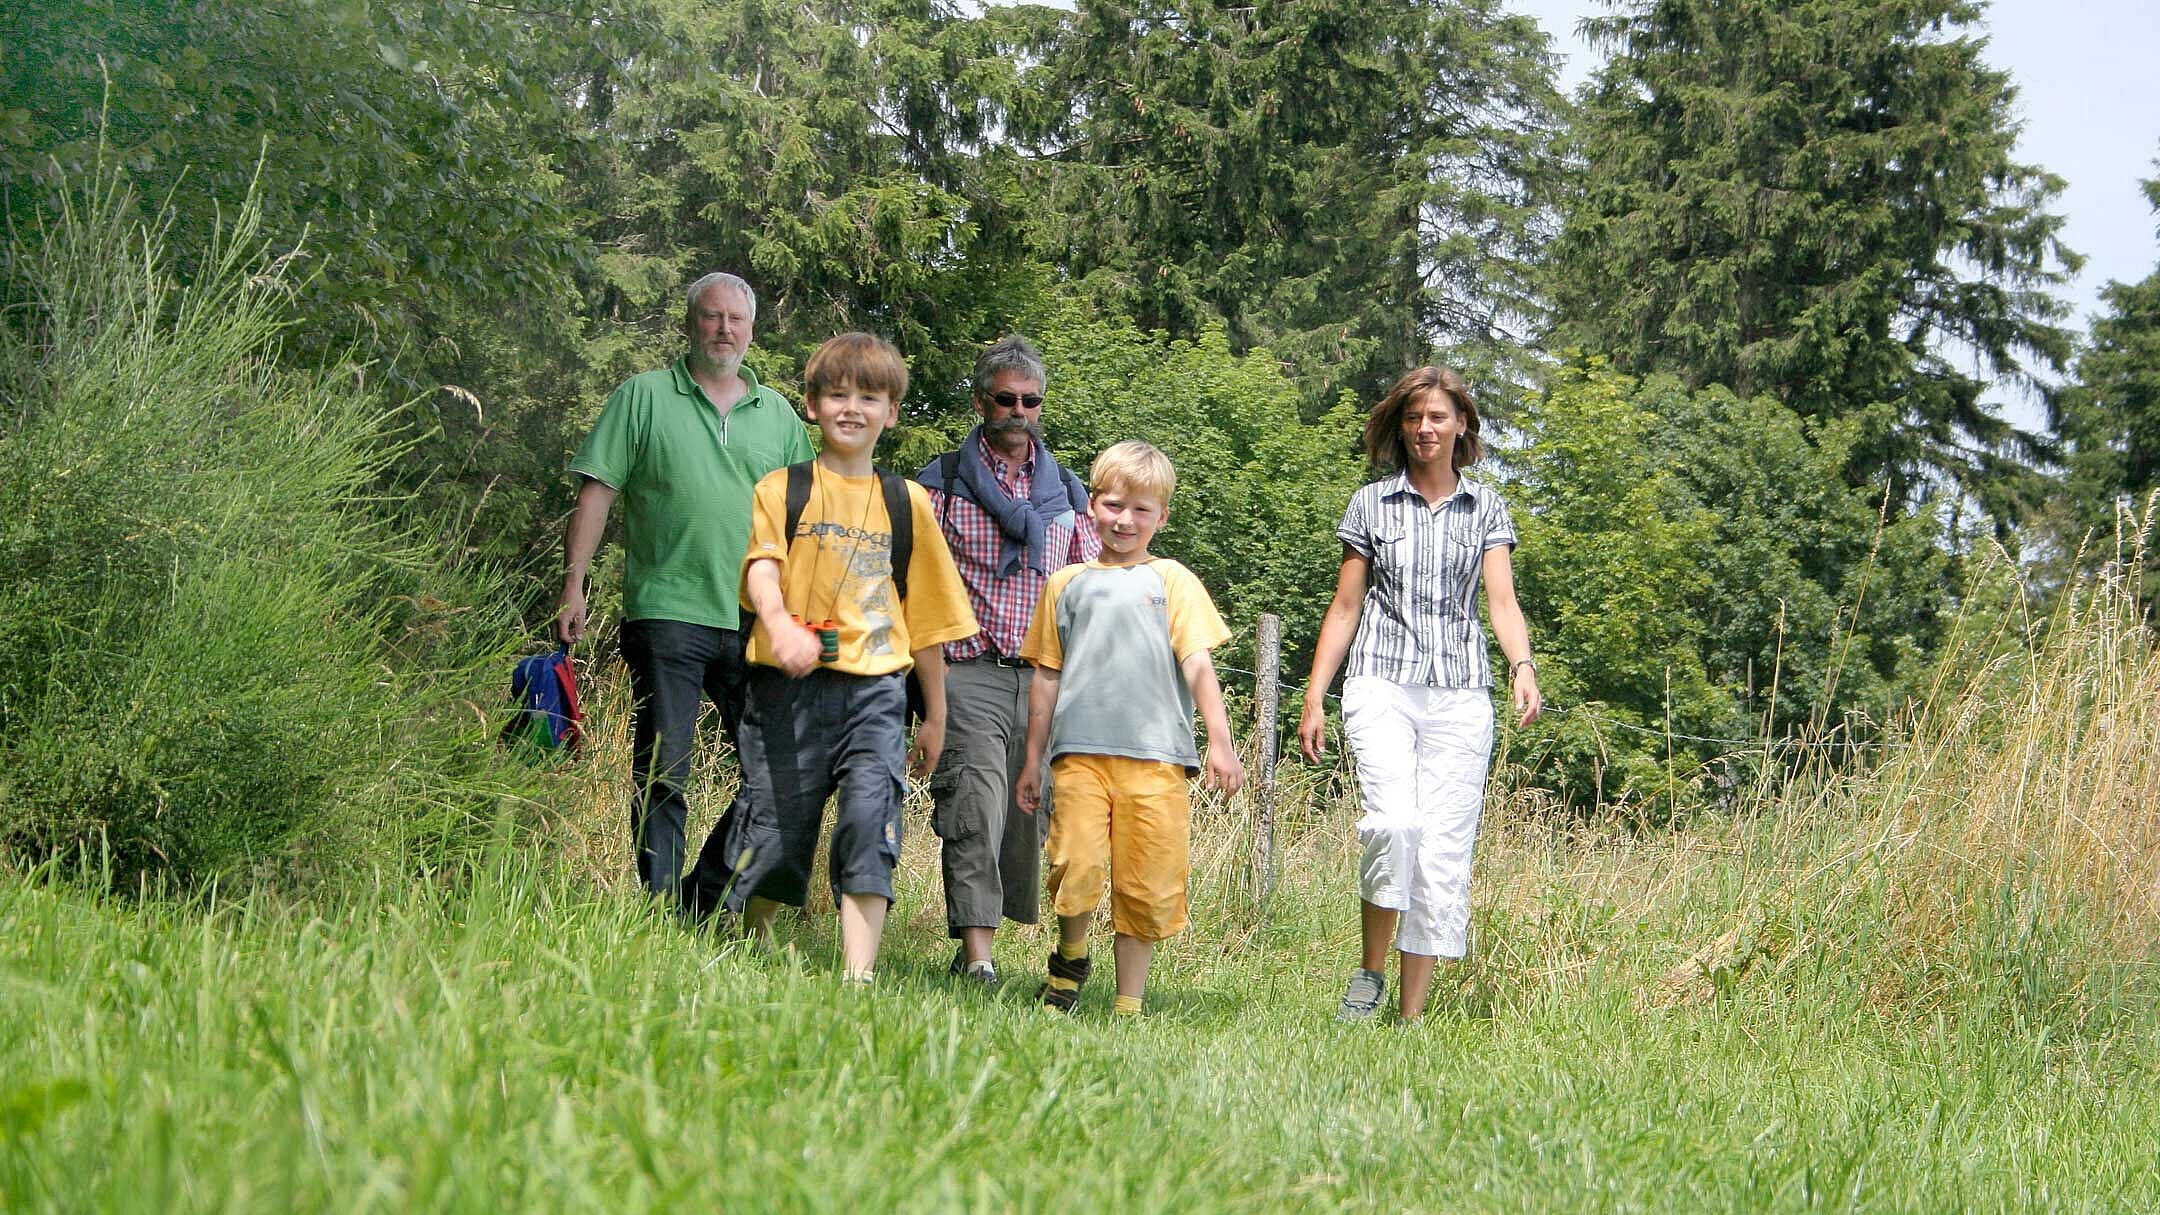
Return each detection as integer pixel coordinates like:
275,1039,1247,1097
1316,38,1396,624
572,0,1052,412
1015,0,1560,408
2058,170,2160,573
1547,0,2078,510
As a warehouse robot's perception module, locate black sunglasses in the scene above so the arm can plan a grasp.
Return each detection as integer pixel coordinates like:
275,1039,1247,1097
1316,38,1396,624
985,390,1044,410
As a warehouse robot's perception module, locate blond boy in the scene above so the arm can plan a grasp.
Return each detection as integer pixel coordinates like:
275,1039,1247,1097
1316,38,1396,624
1017,441,1246,1014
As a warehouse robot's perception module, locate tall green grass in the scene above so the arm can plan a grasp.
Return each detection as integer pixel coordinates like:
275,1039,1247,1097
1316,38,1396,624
3,827,2155,1213
6,541,2152,1211
0,163,533,885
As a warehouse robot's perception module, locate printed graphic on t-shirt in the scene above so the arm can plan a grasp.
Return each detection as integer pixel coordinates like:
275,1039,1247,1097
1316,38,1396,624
795,520,898,658
849,543,897,657
744,468,980,676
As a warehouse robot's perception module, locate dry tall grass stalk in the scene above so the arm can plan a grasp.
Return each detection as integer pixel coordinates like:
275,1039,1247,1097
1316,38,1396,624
1624,519,2160,1015
533,519,2154,1024
1852,516,2160,960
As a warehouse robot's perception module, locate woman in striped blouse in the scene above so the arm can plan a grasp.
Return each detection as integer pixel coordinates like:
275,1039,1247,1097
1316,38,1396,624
1297,365,1542,1023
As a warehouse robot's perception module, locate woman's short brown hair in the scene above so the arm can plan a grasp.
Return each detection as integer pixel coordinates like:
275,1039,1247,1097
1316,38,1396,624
804,332,910,403
1361,365,1484,473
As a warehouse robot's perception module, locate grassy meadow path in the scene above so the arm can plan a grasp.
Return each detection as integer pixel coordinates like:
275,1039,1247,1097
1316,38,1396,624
4,791,2154,1213
9,575,2160,1212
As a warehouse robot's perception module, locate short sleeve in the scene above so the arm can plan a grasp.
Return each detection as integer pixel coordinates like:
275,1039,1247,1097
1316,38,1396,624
902,484,981,652
1335,488,1374,558
1160,561,1231,661
1019,568,1071,670
568,380,642,490
741,472,792,577
782,404,816,463
1481,489,1518,552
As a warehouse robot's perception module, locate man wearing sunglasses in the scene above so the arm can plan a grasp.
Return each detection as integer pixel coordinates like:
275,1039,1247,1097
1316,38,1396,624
917,336,1100,986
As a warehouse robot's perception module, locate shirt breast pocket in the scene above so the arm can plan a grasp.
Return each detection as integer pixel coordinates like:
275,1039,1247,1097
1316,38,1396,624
734,441,786,476
1447,531,1483,582
1370,527,1417,595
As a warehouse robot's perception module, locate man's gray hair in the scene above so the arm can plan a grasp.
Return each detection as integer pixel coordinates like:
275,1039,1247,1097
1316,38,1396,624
974,335,1046,391
684,272,756,321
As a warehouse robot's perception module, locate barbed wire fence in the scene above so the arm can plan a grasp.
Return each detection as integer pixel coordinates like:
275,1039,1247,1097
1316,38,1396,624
1220,613,1912,911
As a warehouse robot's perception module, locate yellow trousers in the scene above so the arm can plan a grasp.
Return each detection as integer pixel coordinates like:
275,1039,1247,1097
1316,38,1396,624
1044,754,1191,941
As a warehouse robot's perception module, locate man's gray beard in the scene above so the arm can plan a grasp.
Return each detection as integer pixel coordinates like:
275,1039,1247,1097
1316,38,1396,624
691,348,742,378
984,416,1040,447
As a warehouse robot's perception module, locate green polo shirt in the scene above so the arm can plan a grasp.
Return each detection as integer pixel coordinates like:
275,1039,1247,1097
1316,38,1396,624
570,357,813,629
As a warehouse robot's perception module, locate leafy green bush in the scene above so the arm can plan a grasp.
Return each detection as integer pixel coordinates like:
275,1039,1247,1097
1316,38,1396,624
1504,358,1731,811
1002,299,1366,668
0,169,532,886
1505,358,1945,812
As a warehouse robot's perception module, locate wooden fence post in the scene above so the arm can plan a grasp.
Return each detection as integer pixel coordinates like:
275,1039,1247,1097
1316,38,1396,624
1254,612,1281,905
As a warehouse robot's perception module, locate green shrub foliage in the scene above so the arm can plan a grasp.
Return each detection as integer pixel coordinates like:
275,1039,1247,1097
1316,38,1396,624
1507,359,1945,811
0,172,529,885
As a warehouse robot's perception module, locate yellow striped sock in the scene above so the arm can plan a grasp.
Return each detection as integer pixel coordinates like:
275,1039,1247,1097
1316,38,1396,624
1045,975,1081,992
1113,995,1142,1016
1058,939,1088,961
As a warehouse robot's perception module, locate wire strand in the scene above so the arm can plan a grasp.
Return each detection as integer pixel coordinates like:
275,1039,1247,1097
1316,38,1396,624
1209,664,1909,754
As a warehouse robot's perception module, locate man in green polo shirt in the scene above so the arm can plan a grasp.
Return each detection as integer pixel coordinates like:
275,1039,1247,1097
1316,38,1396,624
557,272,814,911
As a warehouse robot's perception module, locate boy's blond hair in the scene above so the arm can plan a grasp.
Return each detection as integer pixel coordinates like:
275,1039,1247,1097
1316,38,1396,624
1089,440,1177,502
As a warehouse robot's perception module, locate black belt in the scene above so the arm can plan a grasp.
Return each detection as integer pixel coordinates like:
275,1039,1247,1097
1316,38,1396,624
966,652,1031,669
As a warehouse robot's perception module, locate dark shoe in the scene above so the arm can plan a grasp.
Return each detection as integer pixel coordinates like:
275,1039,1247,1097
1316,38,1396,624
676,886,717,933
949,946,999,987
1037,949,1091,1012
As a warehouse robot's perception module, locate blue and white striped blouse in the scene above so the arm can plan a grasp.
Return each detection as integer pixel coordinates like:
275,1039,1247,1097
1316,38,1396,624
1337,472,1518,689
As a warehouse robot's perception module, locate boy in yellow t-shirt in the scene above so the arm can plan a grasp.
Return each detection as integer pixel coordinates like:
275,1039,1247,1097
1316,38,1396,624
713,333,977,983
1017,441,1246,1015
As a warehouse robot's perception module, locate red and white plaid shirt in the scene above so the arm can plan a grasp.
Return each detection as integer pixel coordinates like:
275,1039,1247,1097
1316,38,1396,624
928,434,1101,661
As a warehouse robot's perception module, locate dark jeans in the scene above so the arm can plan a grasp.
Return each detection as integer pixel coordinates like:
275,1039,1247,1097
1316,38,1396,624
618,618,752,911
719,667,908,913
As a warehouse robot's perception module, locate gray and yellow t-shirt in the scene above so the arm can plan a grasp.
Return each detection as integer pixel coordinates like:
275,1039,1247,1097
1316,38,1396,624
570,357,814,629
1020,558,1231,774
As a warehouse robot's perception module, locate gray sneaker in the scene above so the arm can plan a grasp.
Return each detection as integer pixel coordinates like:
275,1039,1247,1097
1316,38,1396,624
1337,968,1386,1022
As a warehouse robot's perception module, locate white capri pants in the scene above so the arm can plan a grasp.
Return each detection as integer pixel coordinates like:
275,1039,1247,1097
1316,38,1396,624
1341,676,1496,958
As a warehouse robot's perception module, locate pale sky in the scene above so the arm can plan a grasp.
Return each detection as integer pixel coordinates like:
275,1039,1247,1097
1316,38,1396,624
1514,0,2160,336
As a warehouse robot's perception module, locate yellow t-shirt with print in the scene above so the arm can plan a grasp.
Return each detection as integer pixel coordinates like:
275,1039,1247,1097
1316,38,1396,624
741,466,978,676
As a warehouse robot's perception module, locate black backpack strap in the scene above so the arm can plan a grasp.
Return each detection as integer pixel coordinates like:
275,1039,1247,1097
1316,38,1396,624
938,450,961,532
783,460,815,550
877,466,914,602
